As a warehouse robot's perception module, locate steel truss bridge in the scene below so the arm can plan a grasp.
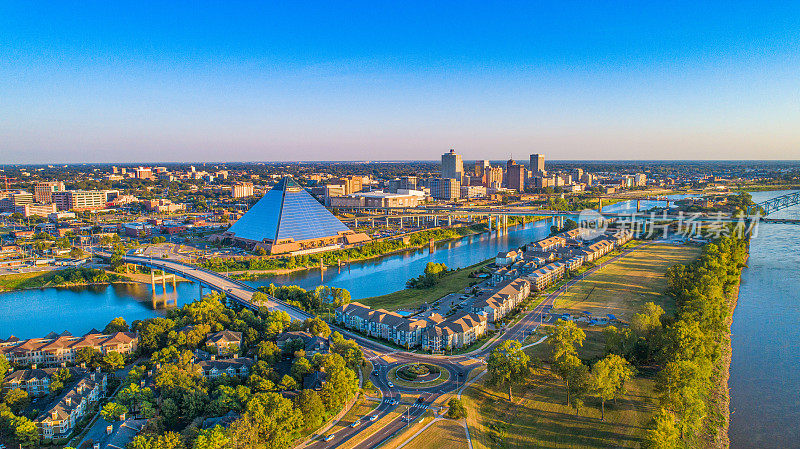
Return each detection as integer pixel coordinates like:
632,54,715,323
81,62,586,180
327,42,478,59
751,191,800,216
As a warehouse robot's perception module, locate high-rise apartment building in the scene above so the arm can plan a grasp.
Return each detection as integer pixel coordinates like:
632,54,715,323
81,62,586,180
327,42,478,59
507,164,526,192
34,182,65,203
441,149,464,181
572,168,583,181
530,154,545,174
474,160,490,178
231,182,254,198
337,176,363,195
399,176,418,191
485,167,504,188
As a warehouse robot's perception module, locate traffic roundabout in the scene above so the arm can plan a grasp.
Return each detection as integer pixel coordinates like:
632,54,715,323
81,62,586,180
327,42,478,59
387,362,451,389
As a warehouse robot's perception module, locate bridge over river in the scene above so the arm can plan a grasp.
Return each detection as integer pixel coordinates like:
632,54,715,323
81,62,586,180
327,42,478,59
96,252,313,321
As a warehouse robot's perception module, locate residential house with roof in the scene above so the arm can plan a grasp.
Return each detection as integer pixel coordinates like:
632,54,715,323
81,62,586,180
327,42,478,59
34,370,107,440
197,357,254,379
206,330,242,355
274,331,329,356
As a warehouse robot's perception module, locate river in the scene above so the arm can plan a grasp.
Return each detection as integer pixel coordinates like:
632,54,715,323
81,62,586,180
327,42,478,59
729,190,800,448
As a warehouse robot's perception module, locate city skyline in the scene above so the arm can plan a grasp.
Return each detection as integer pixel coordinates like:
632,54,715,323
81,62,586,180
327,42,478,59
2,1,799,163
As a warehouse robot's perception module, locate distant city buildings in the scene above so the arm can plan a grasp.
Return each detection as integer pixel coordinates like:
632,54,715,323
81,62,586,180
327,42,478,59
428,177,461,200
530,153,545,174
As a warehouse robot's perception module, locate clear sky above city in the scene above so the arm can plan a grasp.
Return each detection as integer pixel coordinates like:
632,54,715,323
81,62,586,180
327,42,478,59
1,1,799,163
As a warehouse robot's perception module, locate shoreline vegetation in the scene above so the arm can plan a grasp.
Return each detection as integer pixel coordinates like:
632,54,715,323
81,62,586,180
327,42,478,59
202,223,492,277
0,268,136,293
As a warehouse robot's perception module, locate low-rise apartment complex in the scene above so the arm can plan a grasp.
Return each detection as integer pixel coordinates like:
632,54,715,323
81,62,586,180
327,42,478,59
0,331,138,367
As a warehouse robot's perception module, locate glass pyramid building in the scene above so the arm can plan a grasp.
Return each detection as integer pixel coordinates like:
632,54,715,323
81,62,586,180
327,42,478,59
224,177,367,254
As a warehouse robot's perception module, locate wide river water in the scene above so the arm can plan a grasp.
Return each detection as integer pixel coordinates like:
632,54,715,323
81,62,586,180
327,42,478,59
0,193,797,445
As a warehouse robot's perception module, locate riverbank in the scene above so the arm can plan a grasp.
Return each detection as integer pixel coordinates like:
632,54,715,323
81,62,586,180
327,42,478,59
203,223,493,277
0,268,136,292
361,258,493,311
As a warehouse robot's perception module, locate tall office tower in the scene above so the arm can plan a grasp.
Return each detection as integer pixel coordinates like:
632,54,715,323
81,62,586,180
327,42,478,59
582,173,594,186
428,177,461,200
399,176,418,191
507,164,526,192
474,160,490,177
572,168,583,181
485,167,504,188
441,149,464,181
530,154,545,174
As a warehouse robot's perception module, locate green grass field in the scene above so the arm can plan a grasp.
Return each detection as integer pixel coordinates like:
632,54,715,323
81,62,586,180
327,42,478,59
464,368,657,449
553,243,701,321
361,259,492,310
402,418,468,449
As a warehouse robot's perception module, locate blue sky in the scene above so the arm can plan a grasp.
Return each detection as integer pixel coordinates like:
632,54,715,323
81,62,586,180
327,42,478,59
1,1,798,163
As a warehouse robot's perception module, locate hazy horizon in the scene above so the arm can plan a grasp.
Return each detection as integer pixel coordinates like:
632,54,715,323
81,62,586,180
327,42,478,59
2,1,799,163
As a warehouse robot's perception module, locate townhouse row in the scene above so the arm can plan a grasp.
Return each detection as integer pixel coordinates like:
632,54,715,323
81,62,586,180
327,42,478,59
35,370,107,440
334,302,488,351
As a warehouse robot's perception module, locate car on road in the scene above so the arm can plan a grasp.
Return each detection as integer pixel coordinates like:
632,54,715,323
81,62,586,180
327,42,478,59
387,381,394,388
351,420,360,428
369,415,378,421
372,370,378,376
323,434,335,442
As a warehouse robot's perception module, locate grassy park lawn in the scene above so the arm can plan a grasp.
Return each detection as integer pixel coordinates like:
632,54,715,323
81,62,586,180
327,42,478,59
0,271,47,290
402,418,468,449
362,259,492,311
553,243,700,321
464,369,657,449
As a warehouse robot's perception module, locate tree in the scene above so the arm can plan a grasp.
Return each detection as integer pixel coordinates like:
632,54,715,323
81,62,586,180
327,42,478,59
546,319,586,362
631,302,664,336
104,317,130,333
295,389,325,429
546,320,586,405
256,341,282,365
552,353,583,407
12,416,39,448
305,316,331,338
130,431,185,449
330,332,363,368
568,363,591,415
642,408,680,449
3,389,30,414
486,340,530,401
279,374,298,391
75,347,101,367
194,425,230,449
229,392,304,449
101,402,128,421
102,351,125,371
69,247,84,258
446,398,467,419
0,355,9,378
592,354,636,420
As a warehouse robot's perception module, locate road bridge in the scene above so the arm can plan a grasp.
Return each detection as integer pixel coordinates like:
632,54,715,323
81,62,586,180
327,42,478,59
97,251,312,321
751,191,800,215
